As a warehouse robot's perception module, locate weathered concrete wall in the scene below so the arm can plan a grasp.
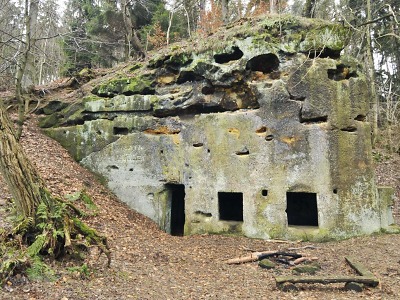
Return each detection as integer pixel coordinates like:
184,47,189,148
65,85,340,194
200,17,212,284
41,15,395,240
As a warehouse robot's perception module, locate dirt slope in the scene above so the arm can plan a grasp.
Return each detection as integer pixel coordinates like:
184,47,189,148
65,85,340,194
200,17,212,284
0,113,400,300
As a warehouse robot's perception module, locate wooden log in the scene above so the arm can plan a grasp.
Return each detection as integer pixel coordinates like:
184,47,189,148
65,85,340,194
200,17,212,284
258,251,302,260
288,245,319,251
275,275,379,287
226,251,278,264
292,256,318,265
345,256,375,278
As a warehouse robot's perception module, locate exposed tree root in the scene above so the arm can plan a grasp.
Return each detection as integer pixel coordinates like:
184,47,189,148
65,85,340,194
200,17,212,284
0,190,111,284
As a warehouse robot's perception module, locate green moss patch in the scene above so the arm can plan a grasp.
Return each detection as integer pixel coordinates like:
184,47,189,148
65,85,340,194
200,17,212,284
92,74,155,97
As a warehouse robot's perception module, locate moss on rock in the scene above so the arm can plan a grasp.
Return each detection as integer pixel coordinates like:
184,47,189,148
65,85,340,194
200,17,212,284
92,75,155,97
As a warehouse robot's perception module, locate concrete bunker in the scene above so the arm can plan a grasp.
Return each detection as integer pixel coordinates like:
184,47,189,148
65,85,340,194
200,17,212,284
42,16,397,241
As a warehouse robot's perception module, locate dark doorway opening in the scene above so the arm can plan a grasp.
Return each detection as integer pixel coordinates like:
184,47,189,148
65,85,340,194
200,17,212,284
167,184,186,236
218,192,243,221
286,192,318,226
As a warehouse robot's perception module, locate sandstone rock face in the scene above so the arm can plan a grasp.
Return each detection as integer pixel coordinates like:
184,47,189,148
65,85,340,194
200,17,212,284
42,16,394,240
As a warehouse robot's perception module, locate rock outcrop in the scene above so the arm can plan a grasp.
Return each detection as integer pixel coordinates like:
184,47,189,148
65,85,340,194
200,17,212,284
40,15,395,240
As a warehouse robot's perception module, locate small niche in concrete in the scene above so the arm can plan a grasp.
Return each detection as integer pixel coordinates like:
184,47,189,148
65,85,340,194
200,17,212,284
235,147,250,156
354,115,366,121
300,114,328,124
113,127,129,135
218,192,243,221
106,165,119,171
177,70,204,84
265,134,274,141
262,189,268,197
256,126,267,133
328,64,358,81
286,192,318,226
193,142,204,147
340,126,357,132
201,86,215,95
308,48,341,59
166,184,186,236
195,211,212,217
246,54,280,74
214,46,244,64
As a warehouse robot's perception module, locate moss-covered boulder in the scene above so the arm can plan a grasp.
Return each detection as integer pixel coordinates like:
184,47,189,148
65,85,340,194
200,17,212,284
259,259,276,269
92,74,155,97
292,263,321,275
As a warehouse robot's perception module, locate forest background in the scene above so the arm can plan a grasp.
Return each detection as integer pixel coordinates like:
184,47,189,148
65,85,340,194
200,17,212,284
0,0,399,154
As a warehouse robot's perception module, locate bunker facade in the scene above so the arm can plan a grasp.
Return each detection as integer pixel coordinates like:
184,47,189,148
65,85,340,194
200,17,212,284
42,16,395,240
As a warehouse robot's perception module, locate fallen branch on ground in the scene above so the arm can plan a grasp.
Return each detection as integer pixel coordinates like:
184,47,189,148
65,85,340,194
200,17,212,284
226,251,308,265
287,245,319,251
292,256,318,265
275,256,379,291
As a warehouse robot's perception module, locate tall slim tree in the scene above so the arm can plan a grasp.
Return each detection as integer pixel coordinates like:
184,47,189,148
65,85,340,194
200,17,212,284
303,0,316,18
15,0,39,139
365,0,379,144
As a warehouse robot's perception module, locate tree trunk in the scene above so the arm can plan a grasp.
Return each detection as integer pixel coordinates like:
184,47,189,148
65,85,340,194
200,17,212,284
221,0,229,24
366,0,378,145
183,5,192,38
121,0,145,59
0,101,111,268
121,0,133,60
0,102,45,219
132,29,145,58
15,0,39,140
23,0,38,90
270,0,278,14
303,0,316,18
167,10,174,45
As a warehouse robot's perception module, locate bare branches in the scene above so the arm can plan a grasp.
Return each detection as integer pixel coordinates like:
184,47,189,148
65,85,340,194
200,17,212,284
357,12,400,27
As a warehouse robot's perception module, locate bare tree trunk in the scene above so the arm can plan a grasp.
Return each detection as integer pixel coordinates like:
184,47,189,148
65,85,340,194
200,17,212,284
221,0,229,24
23,0,38,90
183,5,192,38
0,102,45,219
237,0,243,19
167,10,174,45
366,0,378,145
303,0,316,18
132,29,145,58
121,0,133,60
0,101,111,267
121,0,145,58
15,0,39,140
270,0,278,14
38,27,50,85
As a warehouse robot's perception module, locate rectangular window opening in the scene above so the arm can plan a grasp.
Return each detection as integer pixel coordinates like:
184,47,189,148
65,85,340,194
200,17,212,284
218,192,243,221
286,192,318,227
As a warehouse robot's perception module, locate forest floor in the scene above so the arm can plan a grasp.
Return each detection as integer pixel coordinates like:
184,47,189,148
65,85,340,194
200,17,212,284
0,99,400,299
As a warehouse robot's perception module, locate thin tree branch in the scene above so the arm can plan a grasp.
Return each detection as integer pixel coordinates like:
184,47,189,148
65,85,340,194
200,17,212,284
357,13,399,27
